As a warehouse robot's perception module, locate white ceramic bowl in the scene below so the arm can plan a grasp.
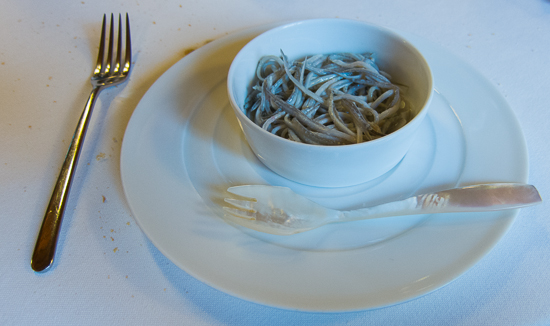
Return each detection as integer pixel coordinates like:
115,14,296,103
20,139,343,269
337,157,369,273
227,19,433,187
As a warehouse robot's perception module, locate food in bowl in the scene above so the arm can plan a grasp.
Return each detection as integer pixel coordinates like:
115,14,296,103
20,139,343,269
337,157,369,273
243,51,411,145
227,19,433,187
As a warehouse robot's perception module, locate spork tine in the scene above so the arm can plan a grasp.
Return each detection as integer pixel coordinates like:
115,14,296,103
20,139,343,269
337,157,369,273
223,183,541,235
31,14,132,272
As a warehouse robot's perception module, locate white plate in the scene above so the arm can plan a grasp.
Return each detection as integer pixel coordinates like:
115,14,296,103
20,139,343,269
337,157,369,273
120,24,528,311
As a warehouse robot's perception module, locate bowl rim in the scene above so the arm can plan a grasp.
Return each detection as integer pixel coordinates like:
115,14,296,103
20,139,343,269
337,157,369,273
227,18,434,150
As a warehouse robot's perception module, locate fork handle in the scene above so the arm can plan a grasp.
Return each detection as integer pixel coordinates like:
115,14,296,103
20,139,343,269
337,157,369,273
340,183,542,222
31,87,101,272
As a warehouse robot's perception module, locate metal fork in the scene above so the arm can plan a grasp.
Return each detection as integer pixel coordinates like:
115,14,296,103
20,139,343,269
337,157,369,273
31,14,132,272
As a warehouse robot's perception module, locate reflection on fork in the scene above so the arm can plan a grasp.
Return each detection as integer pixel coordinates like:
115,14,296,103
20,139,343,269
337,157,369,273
31,14,132,272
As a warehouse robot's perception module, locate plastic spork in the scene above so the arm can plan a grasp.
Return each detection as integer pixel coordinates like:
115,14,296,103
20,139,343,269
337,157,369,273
223,183,541,235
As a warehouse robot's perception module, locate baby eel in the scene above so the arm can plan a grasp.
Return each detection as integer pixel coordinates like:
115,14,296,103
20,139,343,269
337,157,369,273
243,50,410,145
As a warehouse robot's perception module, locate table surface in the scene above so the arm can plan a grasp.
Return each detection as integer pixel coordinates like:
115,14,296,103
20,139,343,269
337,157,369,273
2,0,549,325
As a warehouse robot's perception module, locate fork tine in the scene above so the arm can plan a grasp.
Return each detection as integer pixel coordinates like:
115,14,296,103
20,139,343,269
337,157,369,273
224,198,256,212
106,13,115,74
223,207,257,220
114,14,122,74
227,186,259,199
124,13,132,74
94,14,107,75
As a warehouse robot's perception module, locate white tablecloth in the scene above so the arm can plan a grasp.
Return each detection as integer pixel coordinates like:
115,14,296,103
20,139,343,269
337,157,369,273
1,0,549,325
